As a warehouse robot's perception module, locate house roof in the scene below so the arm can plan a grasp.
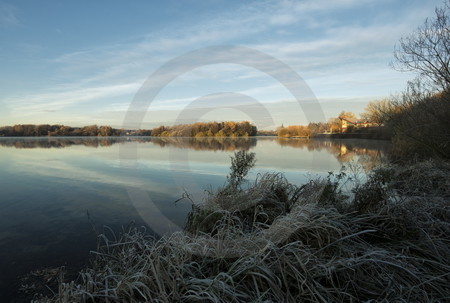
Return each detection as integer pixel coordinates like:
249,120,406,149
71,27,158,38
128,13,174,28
338,116,357,124
339,116,372,125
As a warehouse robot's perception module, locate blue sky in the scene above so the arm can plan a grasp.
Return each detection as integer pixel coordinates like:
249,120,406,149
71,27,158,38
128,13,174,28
0,0,444,129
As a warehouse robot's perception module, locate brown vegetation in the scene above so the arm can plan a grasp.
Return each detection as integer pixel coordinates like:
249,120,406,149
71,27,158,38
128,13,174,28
0,124,152,137
277,122,328,138
386,84,450,160
31,153,450,303
151,121,257,137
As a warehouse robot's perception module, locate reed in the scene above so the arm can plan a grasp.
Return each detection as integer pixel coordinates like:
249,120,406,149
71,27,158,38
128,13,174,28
32,155,450,302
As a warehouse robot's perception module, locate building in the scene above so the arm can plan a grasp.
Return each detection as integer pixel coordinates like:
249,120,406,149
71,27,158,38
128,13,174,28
339,116,377,133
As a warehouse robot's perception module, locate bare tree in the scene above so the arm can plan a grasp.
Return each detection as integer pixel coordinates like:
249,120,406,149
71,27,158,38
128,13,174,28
338,111,357,121
392,1,450,91
360,99,393,125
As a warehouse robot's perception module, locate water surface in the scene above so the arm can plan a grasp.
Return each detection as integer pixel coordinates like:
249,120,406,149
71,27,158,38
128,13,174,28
0,136,390,300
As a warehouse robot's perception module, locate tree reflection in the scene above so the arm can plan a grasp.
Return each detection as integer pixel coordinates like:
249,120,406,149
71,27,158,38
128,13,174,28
0,137,390,170
274,138,390,170
0,137,133,149
0,137,257,151
150,137,257,151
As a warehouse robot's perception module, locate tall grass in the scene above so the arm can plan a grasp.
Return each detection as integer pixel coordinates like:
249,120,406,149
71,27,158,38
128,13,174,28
32,154,450,302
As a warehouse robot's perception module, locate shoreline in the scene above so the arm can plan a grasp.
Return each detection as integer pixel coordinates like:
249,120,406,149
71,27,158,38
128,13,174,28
28,153,450,302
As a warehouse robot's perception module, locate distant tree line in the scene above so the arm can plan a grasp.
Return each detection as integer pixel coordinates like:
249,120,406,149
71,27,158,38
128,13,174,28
0,124,152,137
0,138,117,149
277,122,329,138
256,130,277,136
151,121,257,137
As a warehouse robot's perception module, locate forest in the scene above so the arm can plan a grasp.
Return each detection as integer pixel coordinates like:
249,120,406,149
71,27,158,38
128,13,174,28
0,124,151,137
151,121,257,137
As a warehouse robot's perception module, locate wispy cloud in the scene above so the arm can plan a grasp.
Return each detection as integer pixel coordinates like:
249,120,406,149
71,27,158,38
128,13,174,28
267,0,377,26
0,2,19,28
1,0,441,126
8,82,141,114
50,0,381,77
44,0,417,92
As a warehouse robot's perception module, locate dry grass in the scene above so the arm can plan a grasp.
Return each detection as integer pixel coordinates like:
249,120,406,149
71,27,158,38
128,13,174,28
32,159,450,303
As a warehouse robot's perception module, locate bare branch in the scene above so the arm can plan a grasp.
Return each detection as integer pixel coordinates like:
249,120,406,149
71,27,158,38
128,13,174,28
392,1,450,91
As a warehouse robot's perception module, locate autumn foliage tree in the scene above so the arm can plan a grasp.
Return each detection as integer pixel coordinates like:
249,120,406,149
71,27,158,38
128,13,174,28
151,121,257,137
277,125,311,138
0,124,131,137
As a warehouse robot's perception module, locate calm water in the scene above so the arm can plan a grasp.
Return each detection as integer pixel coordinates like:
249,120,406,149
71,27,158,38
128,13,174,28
0,137,390,300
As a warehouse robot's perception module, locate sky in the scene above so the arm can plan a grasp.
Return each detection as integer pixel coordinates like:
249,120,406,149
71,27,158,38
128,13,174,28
0,0,444,129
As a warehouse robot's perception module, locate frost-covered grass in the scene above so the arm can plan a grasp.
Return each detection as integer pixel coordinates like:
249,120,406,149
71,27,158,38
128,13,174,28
32,156,450,302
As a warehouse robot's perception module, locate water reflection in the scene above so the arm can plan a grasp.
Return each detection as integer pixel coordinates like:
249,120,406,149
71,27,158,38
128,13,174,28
0,137,389,169
0,137,257,151
151,137,257,151
0,136,391,299
273,138,389,171
0,137,131,148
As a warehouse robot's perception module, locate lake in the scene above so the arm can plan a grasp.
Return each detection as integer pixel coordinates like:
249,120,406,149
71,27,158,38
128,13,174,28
0,137,390,300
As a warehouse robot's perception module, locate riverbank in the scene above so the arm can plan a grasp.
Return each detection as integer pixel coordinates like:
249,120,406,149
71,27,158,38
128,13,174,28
314,133,391,140
31,154,449,302
314,127,391,140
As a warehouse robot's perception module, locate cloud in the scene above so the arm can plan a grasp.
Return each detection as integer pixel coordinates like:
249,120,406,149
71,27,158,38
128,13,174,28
7,82,141,115
270,14,298,26
42,1,366,89
268,0,377,27
0,3,19,28
45,0,411,92
2,0,442,127
52,0,373,76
